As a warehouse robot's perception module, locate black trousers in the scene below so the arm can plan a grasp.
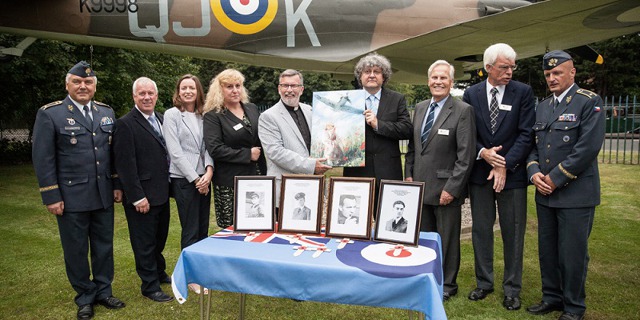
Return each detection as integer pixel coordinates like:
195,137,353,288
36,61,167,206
171,178,211,249
469,183,527,297
124,201,170,295
420,203,461,295
536,204,594,315
56,207,114,306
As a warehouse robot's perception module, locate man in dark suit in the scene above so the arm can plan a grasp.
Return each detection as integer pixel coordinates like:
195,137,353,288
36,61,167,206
32,61,125,320
113,77,173,303
463,43,535,310
385,200,408,233
343,53,412,205
525,51,605,320
405,60,476,301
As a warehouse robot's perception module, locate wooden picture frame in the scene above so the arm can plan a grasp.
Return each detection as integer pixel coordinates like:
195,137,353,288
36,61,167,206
373,179,424,246
233,176,276,232
325,177,375,240
278,175,324,235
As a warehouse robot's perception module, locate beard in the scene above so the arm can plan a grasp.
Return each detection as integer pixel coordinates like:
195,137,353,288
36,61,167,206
281,95,300,107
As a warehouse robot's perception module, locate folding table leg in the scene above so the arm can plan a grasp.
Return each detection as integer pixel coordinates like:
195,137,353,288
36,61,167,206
205,288,212,320
238,293,247,320
408,310,425,320
199,288,204,320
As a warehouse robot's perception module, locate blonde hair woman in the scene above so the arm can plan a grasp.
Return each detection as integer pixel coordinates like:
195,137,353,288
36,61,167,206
203,69,266,228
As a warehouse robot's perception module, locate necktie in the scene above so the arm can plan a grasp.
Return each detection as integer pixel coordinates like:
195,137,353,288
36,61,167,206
148,115,165,143
148,114,170,168
421,102,437,146
553,98,559,112
366,95,378,115
83,105,93,124
489,87,499,134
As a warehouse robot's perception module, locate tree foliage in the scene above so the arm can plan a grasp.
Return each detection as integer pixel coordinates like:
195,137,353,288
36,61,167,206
1,32,638,135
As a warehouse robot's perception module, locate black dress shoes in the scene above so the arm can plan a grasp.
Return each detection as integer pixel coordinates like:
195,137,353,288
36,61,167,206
443,290,457,301
144,290,174,303
468,288,494,301
558,312,584,320
503,296,521,310
96,296,126,309
526,301,563,315
77,304,94,320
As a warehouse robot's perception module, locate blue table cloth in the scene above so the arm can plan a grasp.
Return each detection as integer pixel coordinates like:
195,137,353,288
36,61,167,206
172,229,446,319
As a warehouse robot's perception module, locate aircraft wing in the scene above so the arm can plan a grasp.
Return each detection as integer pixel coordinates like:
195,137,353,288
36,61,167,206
0,0,638,84
374,0,640,83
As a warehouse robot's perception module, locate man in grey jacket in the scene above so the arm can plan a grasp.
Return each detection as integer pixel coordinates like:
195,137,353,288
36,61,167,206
258,69,331,214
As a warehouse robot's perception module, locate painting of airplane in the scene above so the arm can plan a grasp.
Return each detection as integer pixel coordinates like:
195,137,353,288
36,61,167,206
1,0,639,83
313,93,362,115
311,90,366,167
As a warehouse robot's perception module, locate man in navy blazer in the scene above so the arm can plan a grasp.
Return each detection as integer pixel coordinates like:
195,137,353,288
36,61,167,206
462,43,535,310
113,77,173,303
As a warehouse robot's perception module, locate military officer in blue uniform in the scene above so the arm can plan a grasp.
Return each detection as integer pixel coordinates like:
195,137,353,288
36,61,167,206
32,61,126,320
525,51,605,320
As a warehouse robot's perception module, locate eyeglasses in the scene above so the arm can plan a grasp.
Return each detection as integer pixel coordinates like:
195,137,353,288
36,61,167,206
491,64,518,71
278,84,303,89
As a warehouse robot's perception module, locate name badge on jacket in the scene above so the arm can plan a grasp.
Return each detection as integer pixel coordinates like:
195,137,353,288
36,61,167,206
233,123,243,131
438,129,449,136
499,104,512,111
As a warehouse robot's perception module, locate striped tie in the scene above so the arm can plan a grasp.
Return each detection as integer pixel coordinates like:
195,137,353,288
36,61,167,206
489,87,499,134
421,102,437,146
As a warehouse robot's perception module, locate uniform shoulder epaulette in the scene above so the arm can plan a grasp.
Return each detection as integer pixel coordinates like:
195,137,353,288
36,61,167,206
542,94,553,102
576,89,597,99
40,101,63,110
94,101,112,109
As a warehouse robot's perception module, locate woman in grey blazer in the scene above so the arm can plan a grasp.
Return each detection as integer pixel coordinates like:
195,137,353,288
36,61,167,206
203,69,266,229
163,74,214,257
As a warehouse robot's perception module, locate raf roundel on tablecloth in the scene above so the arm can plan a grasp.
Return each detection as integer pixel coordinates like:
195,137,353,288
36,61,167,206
336,238,442,282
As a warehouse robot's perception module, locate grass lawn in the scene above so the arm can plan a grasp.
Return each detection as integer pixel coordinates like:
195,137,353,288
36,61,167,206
0,164,638,320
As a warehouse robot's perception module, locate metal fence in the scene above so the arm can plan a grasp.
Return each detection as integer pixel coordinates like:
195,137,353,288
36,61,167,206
601,95,639,164
400,95,640,165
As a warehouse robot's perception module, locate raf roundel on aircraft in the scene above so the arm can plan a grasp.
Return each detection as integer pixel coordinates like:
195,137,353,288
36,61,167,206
211,0,278,35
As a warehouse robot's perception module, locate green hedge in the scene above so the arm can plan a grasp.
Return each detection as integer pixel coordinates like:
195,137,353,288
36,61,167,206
0,139,32,165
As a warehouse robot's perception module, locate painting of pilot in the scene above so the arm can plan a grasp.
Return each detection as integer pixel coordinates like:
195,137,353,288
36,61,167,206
310,90,366,167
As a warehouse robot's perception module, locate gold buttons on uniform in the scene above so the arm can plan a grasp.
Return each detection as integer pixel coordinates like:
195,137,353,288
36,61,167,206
545,159,550,163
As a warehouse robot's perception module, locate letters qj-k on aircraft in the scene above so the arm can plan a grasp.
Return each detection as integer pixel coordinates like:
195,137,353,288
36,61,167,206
1,0,639,83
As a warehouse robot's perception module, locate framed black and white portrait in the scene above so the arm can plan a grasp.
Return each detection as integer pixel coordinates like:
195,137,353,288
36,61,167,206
278,175,324,235
373,180,424,246
325,177,375,240
234,176,275,232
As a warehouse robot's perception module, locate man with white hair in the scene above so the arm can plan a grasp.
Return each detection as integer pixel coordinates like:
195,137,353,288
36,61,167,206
405,60,476,301
463,43,535,311
113,77,173,303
